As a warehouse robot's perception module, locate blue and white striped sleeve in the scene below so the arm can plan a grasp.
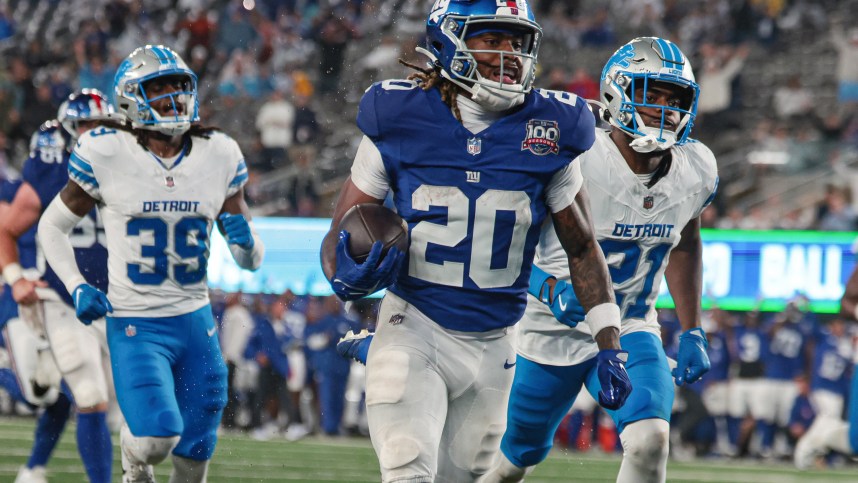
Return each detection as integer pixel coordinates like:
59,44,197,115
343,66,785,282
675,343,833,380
226,158,249,197
68,149,102,200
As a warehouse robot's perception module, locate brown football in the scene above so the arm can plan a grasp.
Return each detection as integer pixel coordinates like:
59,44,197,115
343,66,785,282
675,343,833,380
337,203,409,263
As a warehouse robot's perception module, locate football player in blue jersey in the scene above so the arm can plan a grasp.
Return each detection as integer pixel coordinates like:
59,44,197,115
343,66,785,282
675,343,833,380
37,45,263,483
0,90,115,483
795,269,858,468
757,300,813,458
321,1,629,481
479,37,717,483
1,175,74,483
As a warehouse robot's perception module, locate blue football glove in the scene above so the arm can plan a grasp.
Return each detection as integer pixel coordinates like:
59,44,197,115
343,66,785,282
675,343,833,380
336,329,373,365
528,265,585,327
219,213,254,249
672,327,710,386
72,284,113,325
330,231,404,301
596,349,632,410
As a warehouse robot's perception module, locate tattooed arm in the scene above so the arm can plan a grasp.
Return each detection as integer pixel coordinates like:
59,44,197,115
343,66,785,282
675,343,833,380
551,186,621,350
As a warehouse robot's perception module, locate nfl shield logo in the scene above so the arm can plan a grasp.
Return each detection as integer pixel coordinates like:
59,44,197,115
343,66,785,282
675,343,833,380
467,137,481,156
125,324,137,337
389,313,404,325
643,195,654,209
165,176,175,188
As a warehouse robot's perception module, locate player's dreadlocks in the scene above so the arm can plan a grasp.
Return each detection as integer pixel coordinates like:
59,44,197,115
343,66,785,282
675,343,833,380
399,58,464,122
95,118,218,156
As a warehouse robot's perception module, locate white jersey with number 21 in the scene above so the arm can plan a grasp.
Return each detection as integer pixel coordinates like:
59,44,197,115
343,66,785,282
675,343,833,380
517,129,718,366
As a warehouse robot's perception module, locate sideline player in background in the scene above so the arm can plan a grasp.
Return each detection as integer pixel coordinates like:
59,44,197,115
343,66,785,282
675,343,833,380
321,1,630,481
795,264,858,468
0,90,115,483
1,172,72,483
481,37,717,483
37,45,264,482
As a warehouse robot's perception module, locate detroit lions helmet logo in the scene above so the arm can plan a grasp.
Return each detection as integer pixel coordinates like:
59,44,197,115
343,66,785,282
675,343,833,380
521,119,559,156
601,43,635,81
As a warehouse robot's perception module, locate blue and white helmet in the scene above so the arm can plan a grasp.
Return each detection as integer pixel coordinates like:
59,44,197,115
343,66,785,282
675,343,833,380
57,89,114,140
600,37,699,152
423,0,542,110
113,45,199,136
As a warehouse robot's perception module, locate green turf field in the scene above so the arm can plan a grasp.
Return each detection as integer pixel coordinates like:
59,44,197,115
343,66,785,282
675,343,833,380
0,416,855,482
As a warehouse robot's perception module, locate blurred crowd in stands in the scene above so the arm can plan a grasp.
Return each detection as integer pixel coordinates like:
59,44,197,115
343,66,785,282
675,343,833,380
0,0,857,465
0,0,856,226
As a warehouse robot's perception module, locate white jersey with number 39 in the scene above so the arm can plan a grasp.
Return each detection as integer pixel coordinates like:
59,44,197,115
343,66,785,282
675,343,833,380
69,127,248,318
517,129,718,365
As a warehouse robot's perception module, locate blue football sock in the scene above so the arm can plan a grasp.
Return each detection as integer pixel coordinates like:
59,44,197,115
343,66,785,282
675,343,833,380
726,416,740,447
76,411,112,483
758,420,775,452
28,392,71,468
0,368,28,405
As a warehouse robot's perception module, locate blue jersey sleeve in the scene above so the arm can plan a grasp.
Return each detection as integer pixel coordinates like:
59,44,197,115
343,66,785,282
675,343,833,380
557,93,596,157
0,179,21,203
22,153,69,211
356,82,384,140
528,89,597,160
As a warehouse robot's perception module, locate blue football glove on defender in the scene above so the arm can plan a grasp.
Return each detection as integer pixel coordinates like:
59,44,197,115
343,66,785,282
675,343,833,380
72,284,113,325
528,265,586,327
672,327,710,385
596,349,632,410
219,213,254,248
331,231,404,301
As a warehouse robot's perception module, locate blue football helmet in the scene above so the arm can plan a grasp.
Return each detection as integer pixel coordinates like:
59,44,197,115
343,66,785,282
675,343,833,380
422,0,542,109
57,89,115,140
29,120,67,162
113,45,199,136
600,37,699,152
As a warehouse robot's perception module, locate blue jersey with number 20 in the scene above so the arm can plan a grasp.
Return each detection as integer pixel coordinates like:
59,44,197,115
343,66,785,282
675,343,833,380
357,80,595,331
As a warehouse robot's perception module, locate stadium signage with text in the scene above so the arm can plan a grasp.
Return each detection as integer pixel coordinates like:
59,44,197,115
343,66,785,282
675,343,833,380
208,220,858,313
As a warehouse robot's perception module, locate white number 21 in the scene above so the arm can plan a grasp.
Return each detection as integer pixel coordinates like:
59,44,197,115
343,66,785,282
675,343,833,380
408,185,532,288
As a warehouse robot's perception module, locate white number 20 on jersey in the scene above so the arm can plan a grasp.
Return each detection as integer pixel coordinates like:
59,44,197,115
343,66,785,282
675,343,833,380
408,185,532,289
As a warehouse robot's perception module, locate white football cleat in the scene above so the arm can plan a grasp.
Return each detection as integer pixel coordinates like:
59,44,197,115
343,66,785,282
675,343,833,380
121,432,156,483
14,466,47,483
794,416,841,470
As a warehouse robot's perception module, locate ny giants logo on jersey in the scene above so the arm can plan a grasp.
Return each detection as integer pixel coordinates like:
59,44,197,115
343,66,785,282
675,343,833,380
521,120,559,156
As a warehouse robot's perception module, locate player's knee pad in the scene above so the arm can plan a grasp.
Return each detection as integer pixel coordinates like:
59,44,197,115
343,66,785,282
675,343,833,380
378,435,422,474
62,363,108,409
174,429,219,461
500,414,553,468
122,425,179,466
619,419,669,476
